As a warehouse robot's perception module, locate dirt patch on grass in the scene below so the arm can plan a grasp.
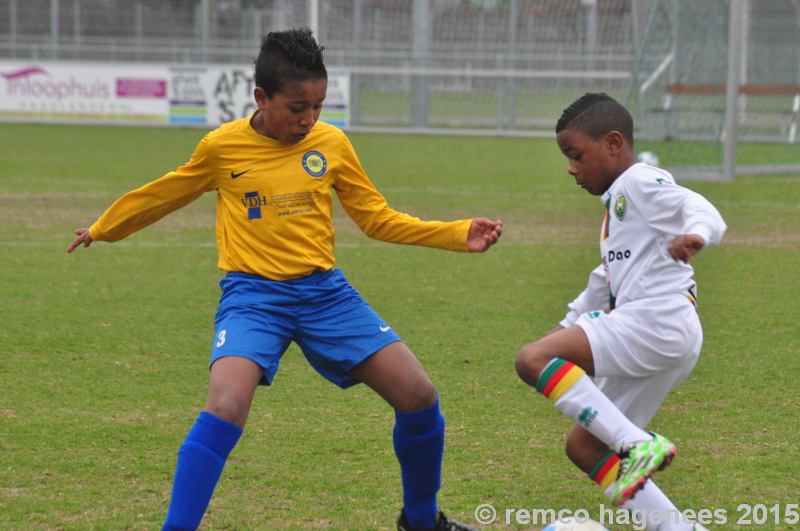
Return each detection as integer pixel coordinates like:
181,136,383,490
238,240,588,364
4,192,799,248
0,193,215,231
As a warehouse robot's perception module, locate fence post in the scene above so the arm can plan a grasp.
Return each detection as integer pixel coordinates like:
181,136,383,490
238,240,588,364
411,0,431,127
199,0,210,63
134,2,143,61
350,0,364,126
583,0,597,72
9,0,17,58
73,0,81,51
507,0,518,129
308,0,319,39
723,0,744,182
51,0,59,59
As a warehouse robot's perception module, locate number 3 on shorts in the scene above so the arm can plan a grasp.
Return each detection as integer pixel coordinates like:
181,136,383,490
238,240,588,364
216,329,227,347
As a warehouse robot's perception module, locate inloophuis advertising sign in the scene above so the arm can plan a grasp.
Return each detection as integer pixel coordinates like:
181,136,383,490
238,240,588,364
0,61,349,129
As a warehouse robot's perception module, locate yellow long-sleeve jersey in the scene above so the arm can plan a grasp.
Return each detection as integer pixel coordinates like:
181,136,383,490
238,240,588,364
89,114,472,280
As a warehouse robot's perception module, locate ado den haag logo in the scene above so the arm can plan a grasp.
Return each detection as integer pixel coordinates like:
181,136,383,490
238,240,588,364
302,151,327,177
613,194,627,221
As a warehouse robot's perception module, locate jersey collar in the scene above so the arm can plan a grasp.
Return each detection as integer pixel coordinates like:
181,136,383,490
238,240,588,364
600,163,637,206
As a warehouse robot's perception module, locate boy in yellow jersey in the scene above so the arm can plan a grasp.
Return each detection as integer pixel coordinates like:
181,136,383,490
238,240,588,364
67,28,501,531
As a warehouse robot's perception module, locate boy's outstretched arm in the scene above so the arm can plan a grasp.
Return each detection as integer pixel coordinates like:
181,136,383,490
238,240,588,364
67,228,93,253
66,134,217,256
466,218,503,252
633,175,726,264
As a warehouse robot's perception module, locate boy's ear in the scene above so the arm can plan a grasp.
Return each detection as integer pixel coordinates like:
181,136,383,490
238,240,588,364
254,87,269,108
605,130,626,154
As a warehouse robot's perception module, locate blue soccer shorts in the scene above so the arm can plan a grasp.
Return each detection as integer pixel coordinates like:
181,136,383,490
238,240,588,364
210,269,402,388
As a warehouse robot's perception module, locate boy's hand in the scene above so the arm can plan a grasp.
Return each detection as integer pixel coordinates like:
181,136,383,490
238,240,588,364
467,218,503,252
668,234,705,263
67,228,93,253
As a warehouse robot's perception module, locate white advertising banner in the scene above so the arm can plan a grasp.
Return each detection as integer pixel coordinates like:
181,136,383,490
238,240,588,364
0,61,350,129
168,65,349,129
0,61,170,124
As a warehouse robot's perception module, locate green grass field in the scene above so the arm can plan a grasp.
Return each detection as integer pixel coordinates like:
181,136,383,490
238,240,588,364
1,123,798,530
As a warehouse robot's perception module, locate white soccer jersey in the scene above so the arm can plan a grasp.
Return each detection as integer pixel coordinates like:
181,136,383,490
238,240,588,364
560,163,726,327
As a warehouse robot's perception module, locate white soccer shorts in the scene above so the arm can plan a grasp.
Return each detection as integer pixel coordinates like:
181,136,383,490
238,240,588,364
575,293,703,427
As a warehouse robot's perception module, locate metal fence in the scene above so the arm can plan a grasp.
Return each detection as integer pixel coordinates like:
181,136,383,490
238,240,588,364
2,0,800,179
0,0,642,131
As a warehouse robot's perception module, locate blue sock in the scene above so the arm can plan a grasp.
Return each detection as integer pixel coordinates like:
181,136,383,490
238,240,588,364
393,399,445,530
163,411,242,531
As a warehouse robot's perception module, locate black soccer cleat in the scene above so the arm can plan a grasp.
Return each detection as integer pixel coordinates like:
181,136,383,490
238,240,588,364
397,510,479,531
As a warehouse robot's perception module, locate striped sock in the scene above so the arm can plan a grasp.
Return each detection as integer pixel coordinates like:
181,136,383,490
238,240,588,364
603,479,696,531
535,358,650,451
589,450,620,491
536,357,586,401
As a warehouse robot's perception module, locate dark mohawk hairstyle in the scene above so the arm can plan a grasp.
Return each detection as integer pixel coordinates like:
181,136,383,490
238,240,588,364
254,27,327,98
556,92,634,146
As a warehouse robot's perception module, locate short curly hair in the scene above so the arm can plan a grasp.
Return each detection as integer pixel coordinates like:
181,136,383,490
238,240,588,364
556,92,634,146
254,27,327,98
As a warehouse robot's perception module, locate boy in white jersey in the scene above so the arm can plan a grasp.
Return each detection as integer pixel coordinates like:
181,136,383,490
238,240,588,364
515,93,725,529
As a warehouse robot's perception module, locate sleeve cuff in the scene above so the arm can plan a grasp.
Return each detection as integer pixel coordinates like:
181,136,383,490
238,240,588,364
560,311,580,329
88,224,105,242
455,219,472,251
684,223,713,245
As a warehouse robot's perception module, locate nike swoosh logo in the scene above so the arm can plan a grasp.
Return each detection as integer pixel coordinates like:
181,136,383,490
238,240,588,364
379,326,391,333
231,169,251,179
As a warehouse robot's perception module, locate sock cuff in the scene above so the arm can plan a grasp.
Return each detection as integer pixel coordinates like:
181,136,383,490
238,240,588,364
187,411,243,459
394,398,444,437
588,450,620,490
535,358,586,400
179,440,227,466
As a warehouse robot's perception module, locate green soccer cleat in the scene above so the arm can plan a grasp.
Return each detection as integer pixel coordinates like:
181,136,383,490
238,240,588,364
610,433,677,506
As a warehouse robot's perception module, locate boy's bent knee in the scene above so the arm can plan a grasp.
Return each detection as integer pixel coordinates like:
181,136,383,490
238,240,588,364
515,343,550,386
204,395,251,428
394,379,437,413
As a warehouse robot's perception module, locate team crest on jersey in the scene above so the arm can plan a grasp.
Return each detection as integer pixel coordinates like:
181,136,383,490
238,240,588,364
614,194,627,221
302,150,327,177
